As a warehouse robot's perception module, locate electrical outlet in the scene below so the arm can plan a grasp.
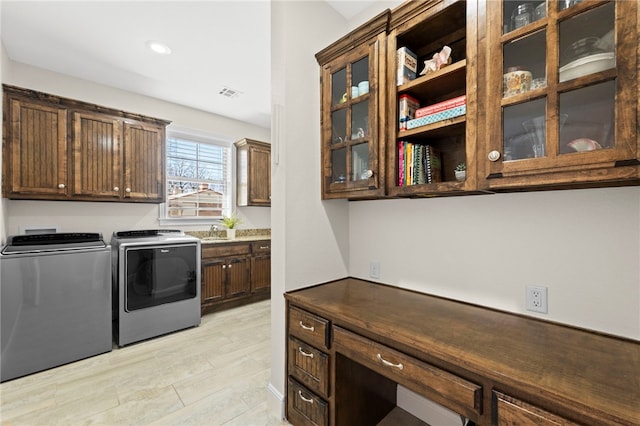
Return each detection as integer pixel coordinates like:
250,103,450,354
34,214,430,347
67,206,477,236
369,261,380,279
526,285,548,314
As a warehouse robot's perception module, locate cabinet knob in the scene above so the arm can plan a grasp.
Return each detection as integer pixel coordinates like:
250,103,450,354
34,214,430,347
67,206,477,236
488,150,501,162
113,186,120,191
125,188,131,193
57,183,65,189
364,169,374,178
228,264,232,268
223,265,226,269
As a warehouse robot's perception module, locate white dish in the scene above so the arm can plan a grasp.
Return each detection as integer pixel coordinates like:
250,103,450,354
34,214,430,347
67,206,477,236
559,52,615,82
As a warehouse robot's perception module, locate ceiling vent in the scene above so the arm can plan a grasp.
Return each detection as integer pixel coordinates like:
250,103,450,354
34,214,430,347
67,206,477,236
219,87,242,98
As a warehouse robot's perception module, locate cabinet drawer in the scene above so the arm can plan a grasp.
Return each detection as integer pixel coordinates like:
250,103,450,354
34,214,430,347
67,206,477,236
201,243,251,259
288,336,329,398
251,241,271,254
494,391,578,425
333,326,482,416
289,306,329,350
287,377,328,426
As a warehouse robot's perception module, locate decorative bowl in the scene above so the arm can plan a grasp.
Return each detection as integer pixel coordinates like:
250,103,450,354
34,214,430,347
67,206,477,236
567,138,603,152
559,52,615,82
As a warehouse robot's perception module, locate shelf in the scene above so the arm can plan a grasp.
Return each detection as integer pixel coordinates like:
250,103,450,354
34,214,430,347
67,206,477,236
398,115,466,139
398,59,466,102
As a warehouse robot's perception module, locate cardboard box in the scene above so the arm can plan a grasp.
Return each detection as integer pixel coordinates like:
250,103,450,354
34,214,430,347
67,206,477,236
397,47,417,86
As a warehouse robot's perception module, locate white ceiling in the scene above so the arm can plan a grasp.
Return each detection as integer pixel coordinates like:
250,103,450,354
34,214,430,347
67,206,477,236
1,1,376,129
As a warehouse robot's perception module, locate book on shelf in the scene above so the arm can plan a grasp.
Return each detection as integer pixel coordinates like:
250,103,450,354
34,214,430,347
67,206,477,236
397,47,417,86
406,105,466,130
415,95,466,118
399,94,420,131
397,142,442,186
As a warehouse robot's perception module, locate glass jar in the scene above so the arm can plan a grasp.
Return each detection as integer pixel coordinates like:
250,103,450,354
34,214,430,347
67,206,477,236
511,3,534,31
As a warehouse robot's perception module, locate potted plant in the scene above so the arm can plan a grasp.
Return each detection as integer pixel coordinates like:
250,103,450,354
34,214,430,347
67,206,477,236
454,162,466,181
220,212,242,239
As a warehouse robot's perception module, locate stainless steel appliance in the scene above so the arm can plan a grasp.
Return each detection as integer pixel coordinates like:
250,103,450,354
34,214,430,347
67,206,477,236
1,233,112,382
111,230,201,347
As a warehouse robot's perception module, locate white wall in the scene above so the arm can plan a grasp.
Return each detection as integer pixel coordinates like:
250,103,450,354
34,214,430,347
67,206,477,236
2,58,271,238
269,0,351,417
0,41,6,244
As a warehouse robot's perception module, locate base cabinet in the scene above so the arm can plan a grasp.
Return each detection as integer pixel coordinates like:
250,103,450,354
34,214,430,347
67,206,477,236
200,240,270,313
284,278,640,426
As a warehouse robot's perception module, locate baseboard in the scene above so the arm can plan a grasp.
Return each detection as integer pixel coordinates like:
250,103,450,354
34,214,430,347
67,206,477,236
396,385,463,425
267,381,285,420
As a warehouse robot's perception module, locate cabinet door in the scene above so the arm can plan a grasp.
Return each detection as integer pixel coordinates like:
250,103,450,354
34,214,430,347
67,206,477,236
249,144,271,205
72,111,121,198
236,139,271,207
202,259,226,303
123,122,165,202
320,35,386,199
226,256,251,298
484,1,638,189
251,254,271,293
5,98,68,197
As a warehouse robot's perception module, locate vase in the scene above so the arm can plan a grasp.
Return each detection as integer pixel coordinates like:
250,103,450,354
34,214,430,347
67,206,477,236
455,170,466,181
226,229,236,240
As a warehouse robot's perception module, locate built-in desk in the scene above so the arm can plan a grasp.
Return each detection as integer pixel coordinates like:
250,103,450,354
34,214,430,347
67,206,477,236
284,278,640,426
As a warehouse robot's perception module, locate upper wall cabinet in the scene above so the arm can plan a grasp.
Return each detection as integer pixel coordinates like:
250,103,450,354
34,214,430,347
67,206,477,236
386,0,478,197
316,10,391,200
235,138,271,207
482,0,639,190
2,85,170,203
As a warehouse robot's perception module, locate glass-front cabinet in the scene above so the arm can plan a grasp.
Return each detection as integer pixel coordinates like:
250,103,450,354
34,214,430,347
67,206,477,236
484,0,639,189
316,11,389,199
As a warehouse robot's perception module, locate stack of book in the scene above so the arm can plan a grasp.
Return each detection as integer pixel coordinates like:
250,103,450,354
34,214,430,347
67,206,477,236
406,95,466,130
397,142,442,186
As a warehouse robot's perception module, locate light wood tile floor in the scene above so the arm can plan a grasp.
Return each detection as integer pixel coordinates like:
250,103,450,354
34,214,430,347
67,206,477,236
0,300,289,426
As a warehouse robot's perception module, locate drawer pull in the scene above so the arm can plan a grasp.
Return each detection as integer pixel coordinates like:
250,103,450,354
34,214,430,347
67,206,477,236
298,390,314,404
259,245,270,249
377,353,404,370
299,321,315,332
298,347,314,358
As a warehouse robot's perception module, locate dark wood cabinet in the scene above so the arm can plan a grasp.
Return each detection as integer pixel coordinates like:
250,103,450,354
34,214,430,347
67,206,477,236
72,111,121,199
285,278,640,426
250,241,271,293
316,11,390,200
316,0,639,200
2,85,169,203
123,121,165,201
482,0,639,190
386,0,479,196
200,239,271,314
235,138,271,206
3,96,68,197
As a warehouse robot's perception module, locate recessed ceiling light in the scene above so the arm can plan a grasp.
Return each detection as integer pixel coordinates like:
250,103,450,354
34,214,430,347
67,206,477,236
146,40,171,55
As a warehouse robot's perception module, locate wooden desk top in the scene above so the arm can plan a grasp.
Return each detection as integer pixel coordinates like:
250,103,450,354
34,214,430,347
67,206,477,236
285,278,640,425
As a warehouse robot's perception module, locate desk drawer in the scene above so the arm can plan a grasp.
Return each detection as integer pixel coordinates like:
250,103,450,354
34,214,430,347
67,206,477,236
333,326,482,416
289,306,329,350
201,243,251,258
287,377,328,426
288,336,329,398
494,392,579,425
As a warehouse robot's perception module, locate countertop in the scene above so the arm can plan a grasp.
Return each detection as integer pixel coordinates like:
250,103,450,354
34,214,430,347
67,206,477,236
187,229,270,245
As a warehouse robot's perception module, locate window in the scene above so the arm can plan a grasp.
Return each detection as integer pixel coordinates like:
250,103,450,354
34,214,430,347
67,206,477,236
161,130,232,222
